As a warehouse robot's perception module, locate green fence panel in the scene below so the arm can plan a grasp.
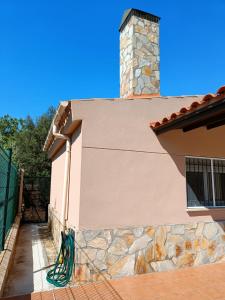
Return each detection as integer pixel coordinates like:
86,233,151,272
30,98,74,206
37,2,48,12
5,164,19,235
0,147,9,250
0,146,19,251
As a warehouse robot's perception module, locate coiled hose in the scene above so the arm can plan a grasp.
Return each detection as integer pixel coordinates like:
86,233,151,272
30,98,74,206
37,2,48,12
46,230,75,287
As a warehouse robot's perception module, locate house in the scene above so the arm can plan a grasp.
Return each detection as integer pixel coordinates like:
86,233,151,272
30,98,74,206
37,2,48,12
44,8,225,281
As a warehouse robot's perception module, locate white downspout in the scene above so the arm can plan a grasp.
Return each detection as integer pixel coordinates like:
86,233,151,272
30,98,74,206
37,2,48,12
52,124,71,232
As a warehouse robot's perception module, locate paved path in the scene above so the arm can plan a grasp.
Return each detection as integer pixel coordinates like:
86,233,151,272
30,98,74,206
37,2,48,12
3,223,57,297
3,226,225,299
3,261,225,300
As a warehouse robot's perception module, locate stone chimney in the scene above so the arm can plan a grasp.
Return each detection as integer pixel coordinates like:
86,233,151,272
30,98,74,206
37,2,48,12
119,9,160,98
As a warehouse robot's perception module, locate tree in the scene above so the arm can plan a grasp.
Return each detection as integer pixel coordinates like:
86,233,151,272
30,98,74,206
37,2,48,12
0,115,23,151
14,107,55,176
0,107,55,177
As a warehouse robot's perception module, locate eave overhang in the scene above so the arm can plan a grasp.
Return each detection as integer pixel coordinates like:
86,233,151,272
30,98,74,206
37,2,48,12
153,96,225,135
150,85,225,135
43,101,71,152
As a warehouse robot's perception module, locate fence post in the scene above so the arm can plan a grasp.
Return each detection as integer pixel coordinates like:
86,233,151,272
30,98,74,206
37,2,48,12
1,149,12,250
18,169,24,216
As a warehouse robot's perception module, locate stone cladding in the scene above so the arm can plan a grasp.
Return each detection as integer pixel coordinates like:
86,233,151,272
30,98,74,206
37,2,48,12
74,222,225,282
48,206,63,250
120,14,160,98
48,207,225,283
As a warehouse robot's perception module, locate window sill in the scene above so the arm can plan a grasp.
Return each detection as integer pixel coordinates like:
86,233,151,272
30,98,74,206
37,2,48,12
187,206,225,212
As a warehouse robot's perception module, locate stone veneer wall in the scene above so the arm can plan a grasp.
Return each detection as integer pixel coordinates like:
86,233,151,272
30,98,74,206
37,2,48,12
74,221,225,282
48,207,225,282
120,14,160,98
48,206,63,250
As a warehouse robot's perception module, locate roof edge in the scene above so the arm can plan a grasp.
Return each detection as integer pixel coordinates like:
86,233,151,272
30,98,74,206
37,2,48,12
119,8,160,32
43,101,71,152
150,85,225,133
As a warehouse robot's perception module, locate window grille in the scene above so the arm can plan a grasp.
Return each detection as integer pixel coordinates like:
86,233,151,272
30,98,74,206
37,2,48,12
186,157,225,207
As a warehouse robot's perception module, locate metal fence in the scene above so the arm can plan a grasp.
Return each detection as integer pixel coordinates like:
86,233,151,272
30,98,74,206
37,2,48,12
0,147,19,250
23,176,50,223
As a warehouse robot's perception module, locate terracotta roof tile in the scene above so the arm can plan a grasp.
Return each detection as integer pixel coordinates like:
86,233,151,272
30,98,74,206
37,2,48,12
217,86,225,94
150,85,225,130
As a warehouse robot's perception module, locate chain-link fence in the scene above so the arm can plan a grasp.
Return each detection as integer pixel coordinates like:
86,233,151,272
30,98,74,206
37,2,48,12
0,147,19,251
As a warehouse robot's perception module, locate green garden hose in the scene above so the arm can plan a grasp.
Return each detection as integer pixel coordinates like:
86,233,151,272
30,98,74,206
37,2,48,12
46,230,75,287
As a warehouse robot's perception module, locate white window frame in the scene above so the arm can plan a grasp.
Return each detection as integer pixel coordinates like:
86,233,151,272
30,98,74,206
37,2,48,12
186,155,225,208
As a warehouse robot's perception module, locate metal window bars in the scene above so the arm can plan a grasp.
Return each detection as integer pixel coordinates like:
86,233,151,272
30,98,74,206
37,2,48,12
186,156,225,207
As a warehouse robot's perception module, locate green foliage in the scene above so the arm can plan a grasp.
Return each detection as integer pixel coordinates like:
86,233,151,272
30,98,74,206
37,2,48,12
0,115,23,151
0,107,55,176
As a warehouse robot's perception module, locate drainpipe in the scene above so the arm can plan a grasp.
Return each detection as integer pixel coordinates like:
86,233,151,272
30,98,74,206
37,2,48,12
52,124,71,232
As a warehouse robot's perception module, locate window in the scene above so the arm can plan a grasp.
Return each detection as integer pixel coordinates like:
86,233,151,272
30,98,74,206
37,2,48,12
186,157,225,207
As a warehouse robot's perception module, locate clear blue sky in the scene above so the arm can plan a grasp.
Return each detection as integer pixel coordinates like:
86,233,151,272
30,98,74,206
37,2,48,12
1,0,225,119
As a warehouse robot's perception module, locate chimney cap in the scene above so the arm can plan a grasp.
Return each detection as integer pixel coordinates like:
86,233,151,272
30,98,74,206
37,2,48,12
119,8,160,32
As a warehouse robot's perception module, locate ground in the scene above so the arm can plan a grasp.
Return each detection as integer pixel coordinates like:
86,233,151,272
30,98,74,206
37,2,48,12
4,258,225,299
3,223,56,297
3,223,225,300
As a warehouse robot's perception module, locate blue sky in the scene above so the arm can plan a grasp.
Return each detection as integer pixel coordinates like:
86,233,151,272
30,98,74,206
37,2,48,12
1,0,225,119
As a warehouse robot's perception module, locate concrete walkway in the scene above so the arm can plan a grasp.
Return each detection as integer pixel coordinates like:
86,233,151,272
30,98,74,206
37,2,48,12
3,225,225,299
3,223,57,297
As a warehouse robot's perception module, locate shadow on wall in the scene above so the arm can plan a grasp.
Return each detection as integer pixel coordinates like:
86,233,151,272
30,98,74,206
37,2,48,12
155,126,225,222
157,125,225,159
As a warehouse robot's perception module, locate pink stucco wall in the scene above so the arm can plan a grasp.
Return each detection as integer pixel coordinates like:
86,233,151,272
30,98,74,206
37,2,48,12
50,143,66,224
50,97,225,230
73,98,225,229
49,124,82,228
67,125,82,229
